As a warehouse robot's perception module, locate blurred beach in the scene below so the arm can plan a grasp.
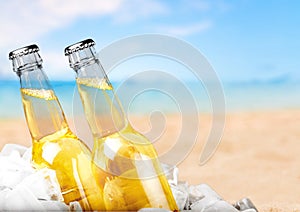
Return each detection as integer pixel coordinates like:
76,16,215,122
1,0,300,211
0,80,300,211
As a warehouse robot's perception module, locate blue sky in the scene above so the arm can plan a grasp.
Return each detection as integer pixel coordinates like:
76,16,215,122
1,0,299,82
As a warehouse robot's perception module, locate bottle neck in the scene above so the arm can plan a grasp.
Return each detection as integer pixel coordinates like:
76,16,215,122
19,67,68,141
75,59,127,138
19,65,51,89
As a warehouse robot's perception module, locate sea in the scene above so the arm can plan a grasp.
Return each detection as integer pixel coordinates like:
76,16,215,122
0,79,300,119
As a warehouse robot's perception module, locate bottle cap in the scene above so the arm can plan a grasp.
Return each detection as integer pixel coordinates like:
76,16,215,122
64,39,95,56
9,44,39,60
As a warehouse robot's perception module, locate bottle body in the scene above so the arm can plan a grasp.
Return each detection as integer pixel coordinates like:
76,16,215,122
94,126,177,211
76,77,178,211
21,88,104,210
9,45,105,210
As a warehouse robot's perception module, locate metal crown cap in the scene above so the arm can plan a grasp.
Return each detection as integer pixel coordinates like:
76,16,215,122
9,44,39,60
64,38,96,56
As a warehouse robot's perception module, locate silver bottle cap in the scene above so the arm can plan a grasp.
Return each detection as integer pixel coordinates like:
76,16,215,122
64,39,95,56
9,44,39,60
9,44,43,73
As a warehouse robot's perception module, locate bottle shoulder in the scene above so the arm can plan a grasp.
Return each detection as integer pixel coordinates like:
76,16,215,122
35,127,91,154
94,124,158,162
106,124,152,145
32,127,92,168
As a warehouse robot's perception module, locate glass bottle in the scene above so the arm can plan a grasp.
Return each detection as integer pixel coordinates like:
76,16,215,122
9,44,105,210
64,39,178,211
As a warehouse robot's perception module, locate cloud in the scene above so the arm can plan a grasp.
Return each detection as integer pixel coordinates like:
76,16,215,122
0,0,170,79
0,0,123,49
0,0,169,49
0,1,216,79
156,21,213,37
0,0,126,79
112,0,168,24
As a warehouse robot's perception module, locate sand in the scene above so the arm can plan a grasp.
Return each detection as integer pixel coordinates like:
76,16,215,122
1,110,300,212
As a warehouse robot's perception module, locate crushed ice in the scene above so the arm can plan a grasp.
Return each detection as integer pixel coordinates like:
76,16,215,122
0,144,258,211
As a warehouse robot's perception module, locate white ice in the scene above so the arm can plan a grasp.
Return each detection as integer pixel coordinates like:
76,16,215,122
0,144,256,212
0,144,69,211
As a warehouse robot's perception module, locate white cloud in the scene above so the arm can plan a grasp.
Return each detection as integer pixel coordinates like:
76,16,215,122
157,21,213,37
0,0,123,49
0,0,169,79
0,0,169,49
0,0,126,79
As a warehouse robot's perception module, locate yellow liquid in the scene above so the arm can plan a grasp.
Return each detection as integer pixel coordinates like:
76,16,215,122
21,88,105,210
77,78,178,211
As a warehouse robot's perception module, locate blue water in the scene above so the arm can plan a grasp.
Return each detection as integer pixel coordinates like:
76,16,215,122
0,80,300,118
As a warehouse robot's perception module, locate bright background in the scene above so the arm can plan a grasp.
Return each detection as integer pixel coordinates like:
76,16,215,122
1,2,300,208
0,0,299,82
1,0,300,116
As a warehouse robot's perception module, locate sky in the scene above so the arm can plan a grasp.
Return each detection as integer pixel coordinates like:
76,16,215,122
0,0,299,83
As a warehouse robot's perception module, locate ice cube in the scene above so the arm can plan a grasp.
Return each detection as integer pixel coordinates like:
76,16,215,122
69,201,83,211
0,152,29,171
161,163,179,186
0,144,27,157
0,160,34,188
0,188,11,210
22,146,32,162
3,185,44,210
0,153,34,188
0,168,23,188
233,198,258,211
39,200,69,211
189,184,223,211
196,200,239,212
241,209,257,212
188,185,205,204
18,168,63,201
0,185,10,191
193,184,222,200
162,164,189,209
170,181,189,210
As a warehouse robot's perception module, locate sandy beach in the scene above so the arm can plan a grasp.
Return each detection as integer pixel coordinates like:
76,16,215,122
1,109,300,211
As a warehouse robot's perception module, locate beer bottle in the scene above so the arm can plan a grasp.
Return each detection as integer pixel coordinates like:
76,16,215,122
9,44,105,210
65,39,178,211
